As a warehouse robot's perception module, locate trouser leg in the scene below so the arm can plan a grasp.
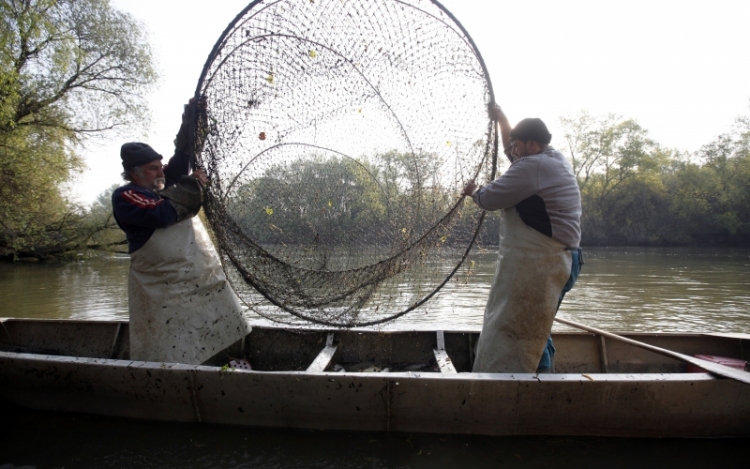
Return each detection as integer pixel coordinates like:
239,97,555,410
536,249,583,373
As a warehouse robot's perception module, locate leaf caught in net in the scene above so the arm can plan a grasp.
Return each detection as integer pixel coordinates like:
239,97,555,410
193,0,497,327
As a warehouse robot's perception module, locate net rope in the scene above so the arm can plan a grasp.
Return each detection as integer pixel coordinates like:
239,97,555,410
192,0,497,327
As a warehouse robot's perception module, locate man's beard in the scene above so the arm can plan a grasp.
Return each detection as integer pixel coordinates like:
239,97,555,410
153,178,166,191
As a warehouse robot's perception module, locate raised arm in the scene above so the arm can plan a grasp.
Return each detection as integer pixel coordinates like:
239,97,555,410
489,103,513,163
165,98,209,185
462,103,514,199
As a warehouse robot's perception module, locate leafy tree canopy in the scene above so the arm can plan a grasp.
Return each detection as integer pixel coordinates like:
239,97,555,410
0,0,155,259
561,107,750,245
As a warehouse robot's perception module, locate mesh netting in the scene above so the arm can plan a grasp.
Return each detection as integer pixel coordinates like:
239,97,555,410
192,0,497,327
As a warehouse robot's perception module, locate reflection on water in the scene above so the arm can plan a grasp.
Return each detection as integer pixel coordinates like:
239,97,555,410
554,247,750,333
0,256,130,321
225,244,475,328
0,247,749,333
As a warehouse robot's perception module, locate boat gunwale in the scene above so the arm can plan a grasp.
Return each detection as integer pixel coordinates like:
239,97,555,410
2,316,741,338
0,349,728,383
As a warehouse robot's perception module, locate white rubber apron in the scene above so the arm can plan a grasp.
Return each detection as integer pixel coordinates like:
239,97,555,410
128,217,250,364
472,209,571,373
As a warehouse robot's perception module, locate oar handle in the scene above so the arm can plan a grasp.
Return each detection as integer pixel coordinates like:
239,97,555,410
554,317,750,385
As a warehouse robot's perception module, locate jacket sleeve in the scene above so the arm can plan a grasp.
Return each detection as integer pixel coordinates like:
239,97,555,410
472,159,541,211
113,187,178,228
163,151,192,187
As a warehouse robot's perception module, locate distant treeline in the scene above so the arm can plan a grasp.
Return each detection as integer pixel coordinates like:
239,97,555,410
229,110,750,249
5,107,750,261
560,111,750,246
226,150,474,248
465,110,750,247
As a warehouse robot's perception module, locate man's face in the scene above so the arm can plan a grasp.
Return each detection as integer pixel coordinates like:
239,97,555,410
132,161,165,191
509,139,540,160
509,139,529,160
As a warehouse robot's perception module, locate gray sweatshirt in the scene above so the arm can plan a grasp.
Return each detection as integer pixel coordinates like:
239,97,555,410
472,147,582,248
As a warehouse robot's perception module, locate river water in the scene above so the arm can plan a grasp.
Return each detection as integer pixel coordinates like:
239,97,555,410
2,246,749,332
1,246,749,468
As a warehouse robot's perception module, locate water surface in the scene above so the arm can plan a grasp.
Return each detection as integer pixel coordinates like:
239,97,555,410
2,247,748,333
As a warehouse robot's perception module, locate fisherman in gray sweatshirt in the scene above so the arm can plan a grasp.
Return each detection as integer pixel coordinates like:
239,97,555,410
463,105,582,373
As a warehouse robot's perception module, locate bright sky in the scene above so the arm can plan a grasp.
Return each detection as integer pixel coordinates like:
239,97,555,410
71,0,750,204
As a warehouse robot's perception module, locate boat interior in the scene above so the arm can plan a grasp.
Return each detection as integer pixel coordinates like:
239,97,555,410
1,318,748,374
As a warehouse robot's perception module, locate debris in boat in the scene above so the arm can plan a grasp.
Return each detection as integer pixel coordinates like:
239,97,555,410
219,364,233,377
334,362,438,373
362,365,384,372
344,361,376,372
229,358,252,370
581,373,594,381
403,363,431,372
330,362,398,372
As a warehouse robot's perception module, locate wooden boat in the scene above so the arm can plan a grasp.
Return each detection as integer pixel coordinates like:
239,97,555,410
1,317,749,437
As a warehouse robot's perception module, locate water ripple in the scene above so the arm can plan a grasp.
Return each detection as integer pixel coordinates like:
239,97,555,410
1,247,749,334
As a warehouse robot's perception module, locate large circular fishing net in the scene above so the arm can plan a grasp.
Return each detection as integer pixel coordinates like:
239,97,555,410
193,0,497,327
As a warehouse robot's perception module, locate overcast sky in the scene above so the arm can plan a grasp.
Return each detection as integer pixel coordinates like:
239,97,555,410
70,0,750,203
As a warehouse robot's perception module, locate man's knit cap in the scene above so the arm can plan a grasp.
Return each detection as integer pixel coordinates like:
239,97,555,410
121,142,163,170
509,118,552,144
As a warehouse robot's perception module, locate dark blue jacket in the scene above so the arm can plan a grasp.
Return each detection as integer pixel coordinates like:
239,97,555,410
112,151,191,253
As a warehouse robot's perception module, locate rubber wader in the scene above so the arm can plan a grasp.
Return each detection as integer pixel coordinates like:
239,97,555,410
472,209,571,373
128,217,250,364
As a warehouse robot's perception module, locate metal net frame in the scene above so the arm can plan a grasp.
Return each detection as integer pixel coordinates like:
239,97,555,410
191,0,497,327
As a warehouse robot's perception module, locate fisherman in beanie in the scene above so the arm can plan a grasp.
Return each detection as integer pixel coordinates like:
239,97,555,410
112,98,250,366
462,105,582,374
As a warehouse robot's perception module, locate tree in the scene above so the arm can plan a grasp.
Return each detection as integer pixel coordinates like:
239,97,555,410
233,156,390,247
558,108,750,246
0,0,156,259
674,114,750,243
84,183,126,252
560,111,668,243
561,111,659,197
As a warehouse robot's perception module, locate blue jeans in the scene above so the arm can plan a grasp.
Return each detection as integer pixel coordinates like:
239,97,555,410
537,248,583,372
